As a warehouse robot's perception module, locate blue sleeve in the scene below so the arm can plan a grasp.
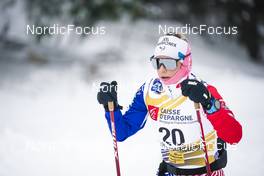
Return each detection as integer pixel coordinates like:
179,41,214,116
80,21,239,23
105,84,148,142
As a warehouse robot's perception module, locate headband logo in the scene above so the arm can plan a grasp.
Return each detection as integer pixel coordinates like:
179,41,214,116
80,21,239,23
162,37,169,43
157,37,177,47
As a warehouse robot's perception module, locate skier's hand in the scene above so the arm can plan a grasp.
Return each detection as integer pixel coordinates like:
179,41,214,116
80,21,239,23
181,79,212,110
97,81,122,111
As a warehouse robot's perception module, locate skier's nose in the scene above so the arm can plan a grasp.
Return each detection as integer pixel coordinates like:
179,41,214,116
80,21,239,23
158,64,167,72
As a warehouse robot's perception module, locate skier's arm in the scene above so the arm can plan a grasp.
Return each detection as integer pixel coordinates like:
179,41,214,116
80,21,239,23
181,79,242,144
206,85,242,144
104,84,148,142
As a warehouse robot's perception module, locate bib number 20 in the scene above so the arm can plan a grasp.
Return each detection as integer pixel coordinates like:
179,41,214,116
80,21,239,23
159,127,185,146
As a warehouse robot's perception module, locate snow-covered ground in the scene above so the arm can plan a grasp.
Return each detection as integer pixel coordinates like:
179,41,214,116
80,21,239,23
0,20,264,176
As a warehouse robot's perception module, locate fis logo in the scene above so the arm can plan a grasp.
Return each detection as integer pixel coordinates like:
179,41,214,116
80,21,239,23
151,79,163,94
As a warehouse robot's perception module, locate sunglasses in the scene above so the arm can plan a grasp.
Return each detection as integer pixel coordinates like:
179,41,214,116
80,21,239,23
150,56,179,70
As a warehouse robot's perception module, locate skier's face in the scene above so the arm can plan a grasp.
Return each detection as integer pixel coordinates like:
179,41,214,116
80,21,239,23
157,56,182,82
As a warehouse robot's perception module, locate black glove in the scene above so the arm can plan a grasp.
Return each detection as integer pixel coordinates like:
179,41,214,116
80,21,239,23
181,79,212,110
97,81,122,111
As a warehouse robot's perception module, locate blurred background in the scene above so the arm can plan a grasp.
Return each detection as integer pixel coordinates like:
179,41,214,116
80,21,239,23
0,0,264,176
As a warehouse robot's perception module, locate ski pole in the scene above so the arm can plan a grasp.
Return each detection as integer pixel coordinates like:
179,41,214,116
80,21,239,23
194,103,212,176
108,101,121,176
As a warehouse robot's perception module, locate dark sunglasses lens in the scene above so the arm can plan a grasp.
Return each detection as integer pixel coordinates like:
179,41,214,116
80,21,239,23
159,59,177,70
150,58,177,70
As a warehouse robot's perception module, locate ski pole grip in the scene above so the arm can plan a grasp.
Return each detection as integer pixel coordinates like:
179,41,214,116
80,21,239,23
194,102,200,110
108,101,114,111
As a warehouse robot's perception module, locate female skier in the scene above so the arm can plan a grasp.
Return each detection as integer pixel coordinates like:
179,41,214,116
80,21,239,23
97,33,242,176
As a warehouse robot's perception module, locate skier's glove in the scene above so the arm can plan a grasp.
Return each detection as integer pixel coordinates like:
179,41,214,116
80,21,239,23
181,79,212,110
97,81,122,111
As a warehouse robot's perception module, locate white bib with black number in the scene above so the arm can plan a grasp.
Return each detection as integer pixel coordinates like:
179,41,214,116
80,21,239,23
145,78,218,169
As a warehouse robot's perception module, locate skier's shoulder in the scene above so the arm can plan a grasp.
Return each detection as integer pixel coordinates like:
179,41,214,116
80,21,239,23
136,77,160,93
131,77,153,102
189,73,208,85
144,77,164,94
133,77,162,104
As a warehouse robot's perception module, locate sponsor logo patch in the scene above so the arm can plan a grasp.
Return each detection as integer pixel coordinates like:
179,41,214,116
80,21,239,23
148,105,159,121
151,79,163,94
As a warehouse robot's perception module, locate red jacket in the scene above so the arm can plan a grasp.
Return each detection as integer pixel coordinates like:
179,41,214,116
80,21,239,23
207,85,242,144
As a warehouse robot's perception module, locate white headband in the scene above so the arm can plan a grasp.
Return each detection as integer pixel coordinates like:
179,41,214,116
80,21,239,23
153,35,189,60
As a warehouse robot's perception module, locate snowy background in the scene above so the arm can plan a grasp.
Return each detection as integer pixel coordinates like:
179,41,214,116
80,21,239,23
1,1,264,176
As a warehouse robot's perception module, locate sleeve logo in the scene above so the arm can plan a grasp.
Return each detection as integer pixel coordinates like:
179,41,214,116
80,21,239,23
148,105,159,121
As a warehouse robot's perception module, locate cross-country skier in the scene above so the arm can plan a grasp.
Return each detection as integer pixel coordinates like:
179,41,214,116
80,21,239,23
97,33,242,176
